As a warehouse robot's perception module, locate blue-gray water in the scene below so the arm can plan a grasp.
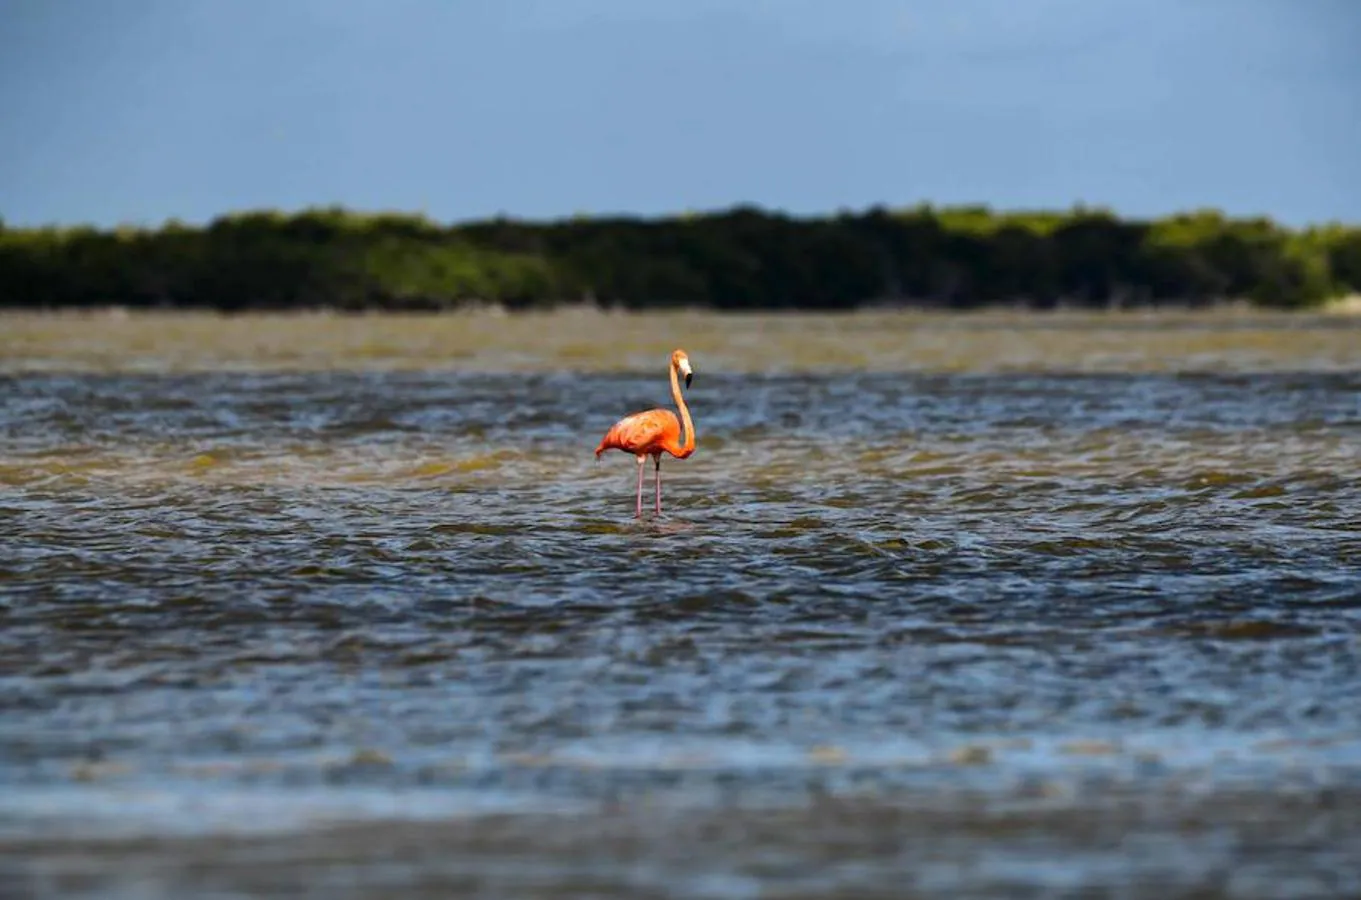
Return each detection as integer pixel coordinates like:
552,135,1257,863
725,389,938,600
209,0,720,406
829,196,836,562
2,310,1360,898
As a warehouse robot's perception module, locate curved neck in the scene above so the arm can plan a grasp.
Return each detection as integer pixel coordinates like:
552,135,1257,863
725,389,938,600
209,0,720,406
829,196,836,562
669,361,695,458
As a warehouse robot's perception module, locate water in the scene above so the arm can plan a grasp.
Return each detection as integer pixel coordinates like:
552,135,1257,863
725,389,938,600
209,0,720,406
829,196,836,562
2,309,1360,899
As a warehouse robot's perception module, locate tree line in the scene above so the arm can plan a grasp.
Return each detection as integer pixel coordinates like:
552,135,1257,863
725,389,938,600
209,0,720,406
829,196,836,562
1,204,1358,312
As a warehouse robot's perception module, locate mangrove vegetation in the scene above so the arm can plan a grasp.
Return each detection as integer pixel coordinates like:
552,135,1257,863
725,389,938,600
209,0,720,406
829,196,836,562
1,204,1358,312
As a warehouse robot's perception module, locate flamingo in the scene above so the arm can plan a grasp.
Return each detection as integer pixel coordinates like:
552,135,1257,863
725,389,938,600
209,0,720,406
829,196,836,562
594,349,696,518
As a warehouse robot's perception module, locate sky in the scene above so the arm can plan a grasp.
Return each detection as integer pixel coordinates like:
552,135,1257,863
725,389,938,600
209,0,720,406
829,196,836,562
1,0,1358,229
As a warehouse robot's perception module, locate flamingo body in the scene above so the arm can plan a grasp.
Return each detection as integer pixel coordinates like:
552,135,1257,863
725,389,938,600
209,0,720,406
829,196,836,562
594,408,686,460
595,349,696,518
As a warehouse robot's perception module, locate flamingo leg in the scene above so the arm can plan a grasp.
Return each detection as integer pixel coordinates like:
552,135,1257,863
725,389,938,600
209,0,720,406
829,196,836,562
654,455,662,516
635,455,645,518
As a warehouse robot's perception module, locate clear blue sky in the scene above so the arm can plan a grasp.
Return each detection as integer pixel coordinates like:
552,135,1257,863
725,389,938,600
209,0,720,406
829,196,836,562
1,0,1357,229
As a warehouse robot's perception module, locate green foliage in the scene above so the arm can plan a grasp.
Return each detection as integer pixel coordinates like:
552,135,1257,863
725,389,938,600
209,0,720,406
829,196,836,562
1,204,1357,311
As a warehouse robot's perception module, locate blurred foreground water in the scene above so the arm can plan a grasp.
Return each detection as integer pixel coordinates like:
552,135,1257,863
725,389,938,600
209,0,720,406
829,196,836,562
2,309,1360,898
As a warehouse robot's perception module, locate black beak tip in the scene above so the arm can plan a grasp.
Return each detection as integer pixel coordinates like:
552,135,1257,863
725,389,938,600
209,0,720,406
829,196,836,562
684,373,693,388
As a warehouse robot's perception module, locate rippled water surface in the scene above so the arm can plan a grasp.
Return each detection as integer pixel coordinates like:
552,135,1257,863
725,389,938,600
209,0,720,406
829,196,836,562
3,310,1361,899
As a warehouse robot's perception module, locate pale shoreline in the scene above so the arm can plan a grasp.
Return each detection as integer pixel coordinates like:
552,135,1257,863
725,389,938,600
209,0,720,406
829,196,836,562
3,295,1361,320
2,301,1357,378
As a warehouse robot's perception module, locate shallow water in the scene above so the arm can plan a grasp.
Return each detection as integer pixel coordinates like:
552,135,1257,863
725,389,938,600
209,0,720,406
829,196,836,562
2,310,1361,898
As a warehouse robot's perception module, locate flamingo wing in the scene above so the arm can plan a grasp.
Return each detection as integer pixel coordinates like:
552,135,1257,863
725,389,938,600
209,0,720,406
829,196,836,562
595,408,680,457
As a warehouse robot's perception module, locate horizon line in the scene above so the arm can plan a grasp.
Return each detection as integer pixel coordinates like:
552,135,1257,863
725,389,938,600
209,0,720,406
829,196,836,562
4,200,1358,234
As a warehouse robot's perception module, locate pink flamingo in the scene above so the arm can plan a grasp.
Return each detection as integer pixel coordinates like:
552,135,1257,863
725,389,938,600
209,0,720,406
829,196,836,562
594,349,696,517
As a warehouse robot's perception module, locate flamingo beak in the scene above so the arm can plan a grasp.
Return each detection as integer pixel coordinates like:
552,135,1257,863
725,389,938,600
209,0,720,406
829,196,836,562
679,358,693,388
685,372,693,389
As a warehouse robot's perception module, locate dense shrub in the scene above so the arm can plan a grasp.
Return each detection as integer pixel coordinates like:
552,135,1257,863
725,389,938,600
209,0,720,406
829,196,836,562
1,204,1355,311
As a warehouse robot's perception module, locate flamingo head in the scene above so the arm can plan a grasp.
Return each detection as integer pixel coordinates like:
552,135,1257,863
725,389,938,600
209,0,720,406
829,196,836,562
672,349,693,388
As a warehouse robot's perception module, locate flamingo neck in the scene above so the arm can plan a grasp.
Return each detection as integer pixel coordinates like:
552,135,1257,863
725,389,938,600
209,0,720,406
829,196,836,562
670,361,695,458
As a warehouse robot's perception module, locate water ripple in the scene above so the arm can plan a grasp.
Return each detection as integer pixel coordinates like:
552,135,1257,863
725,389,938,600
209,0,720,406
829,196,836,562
2,312,1361,897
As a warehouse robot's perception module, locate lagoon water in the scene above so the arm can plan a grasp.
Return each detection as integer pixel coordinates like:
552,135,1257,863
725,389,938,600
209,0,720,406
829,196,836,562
2,309,1360,898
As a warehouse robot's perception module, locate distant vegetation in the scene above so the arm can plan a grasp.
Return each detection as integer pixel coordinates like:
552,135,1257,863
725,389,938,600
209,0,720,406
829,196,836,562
2,204,1358,312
